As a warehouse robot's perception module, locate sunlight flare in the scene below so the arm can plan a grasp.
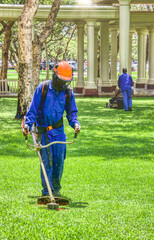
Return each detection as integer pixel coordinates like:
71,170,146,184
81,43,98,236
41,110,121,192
78,0,92,5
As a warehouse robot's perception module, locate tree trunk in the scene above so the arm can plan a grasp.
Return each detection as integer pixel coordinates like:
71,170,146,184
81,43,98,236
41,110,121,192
32,38,42,90
15,0,39,119
1,21,14,79
45,42,50,80
0,21,14,91
33,0,62,91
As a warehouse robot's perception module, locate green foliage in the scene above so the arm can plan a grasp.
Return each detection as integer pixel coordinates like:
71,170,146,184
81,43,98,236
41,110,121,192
39,0,78,5
0,0,77,5
0,0,25,3
61,0,77,5
45,22,77,61
0,97,154,239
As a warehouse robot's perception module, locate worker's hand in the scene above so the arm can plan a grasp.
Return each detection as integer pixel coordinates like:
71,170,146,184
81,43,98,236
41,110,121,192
22,124,29,137
75,124,81,134
21,116,29,138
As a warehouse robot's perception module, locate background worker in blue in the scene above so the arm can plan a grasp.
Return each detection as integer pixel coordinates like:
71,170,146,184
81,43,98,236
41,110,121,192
23,61,81,197
118,68,134,111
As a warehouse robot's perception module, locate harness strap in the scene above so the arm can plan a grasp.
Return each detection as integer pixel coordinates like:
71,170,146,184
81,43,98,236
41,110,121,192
44,132,52,167
40,81,72,124
46,118,63,131
37,117,63,166
65,87,72,121
37,128,52,167
40,80,50,126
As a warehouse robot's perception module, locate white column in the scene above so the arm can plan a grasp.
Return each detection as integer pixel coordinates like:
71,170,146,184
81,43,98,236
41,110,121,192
119,0,131,73
136,29,147,88
94,26,99,85
129,31,134,75
75,22,85,93
84,20,98,96
99,21,112,94
147,27,154,92
110,27,118,89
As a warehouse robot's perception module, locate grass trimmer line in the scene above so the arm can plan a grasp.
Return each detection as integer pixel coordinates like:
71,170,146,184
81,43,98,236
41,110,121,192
25,124,77,210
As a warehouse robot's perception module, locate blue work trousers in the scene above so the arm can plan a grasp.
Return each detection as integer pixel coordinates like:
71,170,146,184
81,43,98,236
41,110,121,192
40,132,66,196
122,87,132,111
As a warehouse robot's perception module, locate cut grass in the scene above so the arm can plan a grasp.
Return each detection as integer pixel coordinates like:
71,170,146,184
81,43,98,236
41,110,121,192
0,97,154,240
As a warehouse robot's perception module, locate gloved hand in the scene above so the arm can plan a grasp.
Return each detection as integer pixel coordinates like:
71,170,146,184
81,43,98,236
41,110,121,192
23,124,29,137
75,123,81,134
21,117,29,138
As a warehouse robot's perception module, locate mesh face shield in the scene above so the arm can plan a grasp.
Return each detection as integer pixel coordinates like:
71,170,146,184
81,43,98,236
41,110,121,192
52,61,73,91
52,73,71,92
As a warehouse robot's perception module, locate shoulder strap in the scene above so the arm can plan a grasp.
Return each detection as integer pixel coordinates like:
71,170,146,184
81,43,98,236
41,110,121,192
65,87,72,122
40,80,50,126
41,80,50,103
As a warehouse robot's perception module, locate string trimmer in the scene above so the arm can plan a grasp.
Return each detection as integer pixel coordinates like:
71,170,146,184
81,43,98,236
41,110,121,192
24,124,77,210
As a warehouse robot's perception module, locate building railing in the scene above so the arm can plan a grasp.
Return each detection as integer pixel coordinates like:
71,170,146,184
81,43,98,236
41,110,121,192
0,77,79,97
0,79,18,96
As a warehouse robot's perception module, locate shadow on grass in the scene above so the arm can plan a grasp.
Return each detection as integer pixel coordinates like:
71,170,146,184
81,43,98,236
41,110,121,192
68,201,89,208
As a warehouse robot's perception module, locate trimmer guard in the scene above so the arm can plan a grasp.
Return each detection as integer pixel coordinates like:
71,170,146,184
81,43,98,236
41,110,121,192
37,196,69,206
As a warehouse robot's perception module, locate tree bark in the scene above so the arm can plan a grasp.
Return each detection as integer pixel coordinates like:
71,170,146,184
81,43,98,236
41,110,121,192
16,0,39,119
1,21,14,80
33,0,62,91
32,37,42,90
0,21,14,91
45,41,50,80
9,24,19,73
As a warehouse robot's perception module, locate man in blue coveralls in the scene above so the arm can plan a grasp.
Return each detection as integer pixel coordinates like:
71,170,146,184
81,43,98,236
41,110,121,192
23,61,81,197
118,68,134,111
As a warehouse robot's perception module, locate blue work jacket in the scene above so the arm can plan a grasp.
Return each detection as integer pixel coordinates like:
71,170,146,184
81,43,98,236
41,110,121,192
25,80,79,136
118,73,133,91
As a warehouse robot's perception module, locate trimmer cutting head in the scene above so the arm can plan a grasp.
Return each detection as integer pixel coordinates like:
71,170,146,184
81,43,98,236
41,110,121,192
37,196,69,206
47,202,59,210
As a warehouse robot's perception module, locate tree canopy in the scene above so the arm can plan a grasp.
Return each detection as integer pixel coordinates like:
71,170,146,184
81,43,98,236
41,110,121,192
0,0,78,5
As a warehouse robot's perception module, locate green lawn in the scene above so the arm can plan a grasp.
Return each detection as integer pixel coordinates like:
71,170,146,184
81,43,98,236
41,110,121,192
0,97,154,240
7,70,49,81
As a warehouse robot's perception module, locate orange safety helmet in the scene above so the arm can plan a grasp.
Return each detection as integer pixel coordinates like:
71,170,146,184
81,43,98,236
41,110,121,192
54,61,73,82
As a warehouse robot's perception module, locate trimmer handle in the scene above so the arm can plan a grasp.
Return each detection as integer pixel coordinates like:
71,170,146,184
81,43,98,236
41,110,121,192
74,133,78,139
21,117,29,140
24,126,29,140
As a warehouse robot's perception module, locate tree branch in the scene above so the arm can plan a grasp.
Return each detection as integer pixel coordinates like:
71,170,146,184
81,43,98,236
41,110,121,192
39,0,62,45
63,25,77,60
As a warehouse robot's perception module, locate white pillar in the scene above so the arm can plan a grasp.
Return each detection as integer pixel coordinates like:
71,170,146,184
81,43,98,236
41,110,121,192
136,29,147,89
94,26,99,85
147,26,154,92
84,20,98,96
99,21,112,94
119,0,131,73
110,27,118,89
74,22,85,93
129,31,134,75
